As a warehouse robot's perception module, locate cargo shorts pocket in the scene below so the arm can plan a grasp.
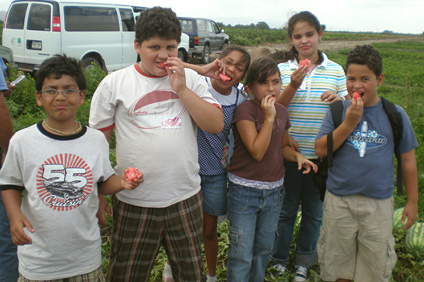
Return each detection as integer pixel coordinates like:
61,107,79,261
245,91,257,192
317,227,327,265
384,236,397,278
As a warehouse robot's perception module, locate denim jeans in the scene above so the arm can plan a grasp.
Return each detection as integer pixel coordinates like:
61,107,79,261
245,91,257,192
0,192,19,282
270,161,323,267
227,181,284,282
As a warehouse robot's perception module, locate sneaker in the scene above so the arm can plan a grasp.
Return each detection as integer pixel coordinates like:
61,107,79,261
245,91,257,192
294,265,309,282
272,264,287,276
162,262,174,282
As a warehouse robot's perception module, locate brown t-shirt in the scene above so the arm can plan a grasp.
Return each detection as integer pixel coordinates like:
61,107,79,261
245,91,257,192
227,100,290,182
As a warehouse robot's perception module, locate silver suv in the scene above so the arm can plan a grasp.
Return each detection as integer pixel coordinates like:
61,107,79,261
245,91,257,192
178,17,229,64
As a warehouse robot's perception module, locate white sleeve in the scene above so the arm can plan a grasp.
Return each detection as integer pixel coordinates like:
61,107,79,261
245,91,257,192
185,69,221,108
89,76,117,130
0,133,24,189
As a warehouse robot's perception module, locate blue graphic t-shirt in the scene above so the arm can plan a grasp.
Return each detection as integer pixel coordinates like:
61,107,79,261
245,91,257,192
317,99,418,199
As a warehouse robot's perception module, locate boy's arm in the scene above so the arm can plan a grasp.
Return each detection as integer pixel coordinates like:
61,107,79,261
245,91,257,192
98,169,143,195
400,149,418,230
95,128,114,225
1,189,34,245
0,92,13,160
316,99,363,157
167,57,224,134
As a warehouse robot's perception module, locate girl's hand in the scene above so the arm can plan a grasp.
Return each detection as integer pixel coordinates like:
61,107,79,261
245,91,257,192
261,95,276,120
296,155,318,174
9,213,34,245
121,168,144,190
289,65,308,89
288,134,300,152
321,90,342,103
199,59,224,80
166,57,187,94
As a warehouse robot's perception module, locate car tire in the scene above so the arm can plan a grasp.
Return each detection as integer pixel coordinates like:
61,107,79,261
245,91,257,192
178,49,186,62
82,57,101,70
222,42,229,51
201,45,210,64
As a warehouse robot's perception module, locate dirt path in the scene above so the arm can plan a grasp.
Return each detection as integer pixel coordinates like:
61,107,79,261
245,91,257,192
245,35,423,54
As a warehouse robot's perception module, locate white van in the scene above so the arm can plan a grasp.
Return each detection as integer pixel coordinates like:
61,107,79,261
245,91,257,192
2,0,190,73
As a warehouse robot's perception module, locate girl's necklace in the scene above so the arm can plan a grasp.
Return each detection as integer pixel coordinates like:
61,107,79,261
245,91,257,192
43,119,82,135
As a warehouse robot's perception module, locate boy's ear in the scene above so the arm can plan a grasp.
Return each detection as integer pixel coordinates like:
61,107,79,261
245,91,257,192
79,90,85,105
134,39,141,55
36,91,43,107
377,73,384,86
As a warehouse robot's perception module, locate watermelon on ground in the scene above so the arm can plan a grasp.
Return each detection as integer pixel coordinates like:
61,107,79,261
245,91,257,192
393,208,406,233
405,222,424,260
393,207,419,234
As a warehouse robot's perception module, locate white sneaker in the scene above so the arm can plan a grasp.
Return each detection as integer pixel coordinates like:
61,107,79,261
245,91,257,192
294,265,309,282
272,264,287,276
206,275,217,282
162,262,174,282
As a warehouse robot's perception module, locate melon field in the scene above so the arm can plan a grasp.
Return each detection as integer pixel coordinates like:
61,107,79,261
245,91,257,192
5,32,424,281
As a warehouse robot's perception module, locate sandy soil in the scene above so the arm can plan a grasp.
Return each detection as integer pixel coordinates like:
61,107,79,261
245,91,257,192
244,35,423,54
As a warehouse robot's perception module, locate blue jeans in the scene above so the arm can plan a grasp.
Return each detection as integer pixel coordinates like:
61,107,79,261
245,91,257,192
0,192,19,282
270,161,323,267
201,173,228,216
227,181,284,282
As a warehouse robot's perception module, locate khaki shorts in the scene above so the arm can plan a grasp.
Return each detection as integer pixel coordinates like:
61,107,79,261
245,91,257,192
318,192,397,282
18,266,104,282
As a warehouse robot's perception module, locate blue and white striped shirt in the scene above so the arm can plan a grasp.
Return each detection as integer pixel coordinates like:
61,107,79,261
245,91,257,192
280,53,347,159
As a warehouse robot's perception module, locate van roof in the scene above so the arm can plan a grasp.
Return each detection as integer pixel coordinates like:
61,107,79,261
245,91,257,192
10,0,149,9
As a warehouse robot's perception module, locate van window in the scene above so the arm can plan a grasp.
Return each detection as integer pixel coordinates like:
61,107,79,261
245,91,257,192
27,4,51,31
5,3,28,30
64,6,119,31
119,8,134,31
180,19,194,33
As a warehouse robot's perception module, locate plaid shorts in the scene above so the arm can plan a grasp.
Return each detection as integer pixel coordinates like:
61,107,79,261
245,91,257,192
107,192,204,282
18,266,104,282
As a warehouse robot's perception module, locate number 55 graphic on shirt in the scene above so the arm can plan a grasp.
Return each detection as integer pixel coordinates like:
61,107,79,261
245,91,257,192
36,154,93,211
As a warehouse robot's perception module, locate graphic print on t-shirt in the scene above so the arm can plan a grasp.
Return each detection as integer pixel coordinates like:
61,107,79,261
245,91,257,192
36,153,93,211
346,121,387,157
128,89,186,129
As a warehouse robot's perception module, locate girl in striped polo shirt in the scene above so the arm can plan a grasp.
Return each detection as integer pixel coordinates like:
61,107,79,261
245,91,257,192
270,11,348,281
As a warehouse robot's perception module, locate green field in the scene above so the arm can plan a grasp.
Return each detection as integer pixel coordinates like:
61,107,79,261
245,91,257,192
225,27,413,46
4,32,424,281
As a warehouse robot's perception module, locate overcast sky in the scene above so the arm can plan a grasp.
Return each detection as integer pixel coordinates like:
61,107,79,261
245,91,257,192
0,0,422,34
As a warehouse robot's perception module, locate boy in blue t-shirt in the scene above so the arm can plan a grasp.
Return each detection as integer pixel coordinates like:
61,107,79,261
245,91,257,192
315,45,418,282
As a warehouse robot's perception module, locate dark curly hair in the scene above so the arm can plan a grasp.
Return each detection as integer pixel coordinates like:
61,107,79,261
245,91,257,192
244,56,279,90
135,7,181,44
35,54,86,91
346,45,383,77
